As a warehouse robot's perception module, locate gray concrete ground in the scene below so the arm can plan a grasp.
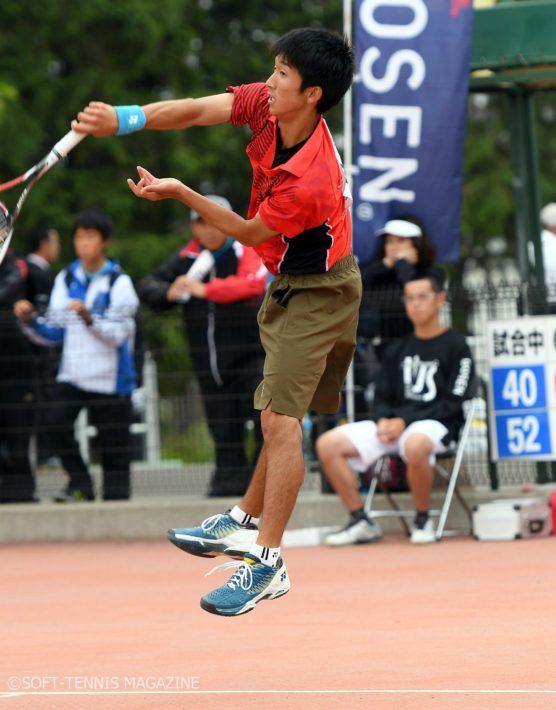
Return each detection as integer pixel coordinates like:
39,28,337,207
0,457,534,544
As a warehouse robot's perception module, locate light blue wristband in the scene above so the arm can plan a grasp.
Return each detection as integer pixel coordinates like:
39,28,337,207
114,105,146,136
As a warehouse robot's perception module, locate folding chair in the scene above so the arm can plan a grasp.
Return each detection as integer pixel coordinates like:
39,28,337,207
363,394,479,541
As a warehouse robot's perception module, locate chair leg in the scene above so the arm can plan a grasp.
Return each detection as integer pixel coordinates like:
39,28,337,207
381,483,411,536
454,485,472,522
435,399,477,540
363,473,379,515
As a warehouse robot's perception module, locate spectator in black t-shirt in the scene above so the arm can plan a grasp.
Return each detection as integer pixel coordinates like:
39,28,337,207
317,267,474,545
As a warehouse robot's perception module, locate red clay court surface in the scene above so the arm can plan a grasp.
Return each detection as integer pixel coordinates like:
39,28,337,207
1,534,555,710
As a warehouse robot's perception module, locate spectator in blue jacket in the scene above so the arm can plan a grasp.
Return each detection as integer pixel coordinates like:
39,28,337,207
18,209,139,501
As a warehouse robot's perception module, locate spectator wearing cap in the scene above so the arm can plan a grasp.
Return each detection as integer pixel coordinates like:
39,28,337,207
354,216,437,418
138,195,268,497
539,203,556,312
359,217,437,354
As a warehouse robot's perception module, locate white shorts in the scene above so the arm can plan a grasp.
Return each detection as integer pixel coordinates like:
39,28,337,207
337,419,453,473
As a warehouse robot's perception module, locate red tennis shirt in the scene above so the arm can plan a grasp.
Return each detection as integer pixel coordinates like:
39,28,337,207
228,82,352,276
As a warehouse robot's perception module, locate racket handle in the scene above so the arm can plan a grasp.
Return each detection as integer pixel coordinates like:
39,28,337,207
174,250,215,303
53,129,86,158
187,249,215,280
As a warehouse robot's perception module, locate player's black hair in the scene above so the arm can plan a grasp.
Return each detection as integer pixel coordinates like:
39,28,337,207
408,265,447,293
26,225,55,253
71,208,113,241
271,28,355,114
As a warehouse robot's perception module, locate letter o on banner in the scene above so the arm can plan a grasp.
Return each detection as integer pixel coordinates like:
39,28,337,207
360,0,429,39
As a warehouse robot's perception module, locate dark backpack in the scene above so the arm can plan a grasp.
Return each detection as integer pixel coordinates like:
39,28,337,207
361,456,409,493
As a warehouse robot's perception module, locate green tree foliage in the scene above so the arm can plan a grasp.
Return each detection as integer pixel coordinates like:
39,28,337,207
461,93,515,256
2,1,553,271
0,0,344,394
461,89,556,267
0,0,343,273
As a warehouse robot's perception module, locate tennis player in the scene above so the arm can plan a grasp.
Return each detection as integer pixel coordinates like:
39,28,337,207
73,28,359,616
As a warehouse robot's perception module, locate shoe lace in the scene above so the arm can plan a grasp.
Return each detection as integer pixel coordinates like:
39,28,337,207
205,560,253,591
201,513,224,532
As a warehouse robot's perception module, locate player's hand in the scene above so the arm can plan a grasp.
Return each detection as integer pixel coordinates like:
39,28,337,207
167,275,206,301
13,299,35,321
376,417,405,444
396,242,418,265
69,299,93,325
127,166,185,202
382,243,399,268
71,101,118,137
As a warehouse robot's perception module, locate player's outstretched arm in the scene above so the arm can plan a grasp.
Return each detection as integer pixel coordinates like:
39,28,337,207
128,166,278,248
71,93,234,137
143,93,234,129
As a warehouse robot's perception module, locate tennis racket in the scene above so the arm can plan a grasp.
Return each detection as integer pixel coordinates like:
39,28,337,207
0,129,86,264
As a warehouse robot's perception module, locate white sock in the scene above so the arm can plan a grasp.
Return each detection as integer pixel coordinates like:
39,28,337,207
229,505,259,527
249,543,280,567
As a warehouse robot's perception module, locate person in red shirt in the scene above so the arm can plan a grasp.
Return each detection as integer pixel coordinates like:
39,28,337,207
138,195,267,498
72,27,358,616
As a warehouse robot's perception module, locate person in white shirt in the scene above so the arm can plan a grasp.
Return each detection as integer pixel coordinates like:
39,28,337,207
539,203,556,311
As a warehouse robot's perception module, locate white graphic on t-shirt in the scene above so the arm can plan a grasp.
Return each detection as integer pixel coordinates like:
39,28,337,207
402,355,439,402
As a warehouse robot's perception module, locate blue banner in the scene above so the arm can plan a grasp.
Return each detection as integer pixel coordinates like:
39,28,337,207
352,0,473,264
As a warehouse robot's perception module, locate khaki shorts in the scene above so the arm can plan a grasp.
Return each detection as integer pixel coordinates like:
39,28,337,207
254,254,362,419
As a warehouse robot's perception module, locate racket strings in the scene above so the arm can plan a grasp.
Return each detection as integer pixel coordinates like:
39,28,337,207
0,202,11,242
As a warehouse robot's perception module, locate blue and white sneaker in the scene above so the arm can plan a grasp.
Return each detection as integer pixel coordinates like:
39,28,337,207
166,511,258,559
200,554,291,616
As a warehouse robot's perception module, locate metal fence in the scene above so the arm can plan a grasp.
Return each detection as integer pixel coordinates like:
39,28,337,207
1,280,555,503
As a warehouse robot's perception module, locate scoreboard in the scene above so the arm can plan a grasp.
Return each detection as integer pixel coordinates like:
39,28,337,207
487,316,556,460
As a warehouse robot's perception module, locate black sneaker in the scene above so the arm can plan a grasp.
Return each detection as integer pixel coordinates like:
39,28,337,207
54,489,95,503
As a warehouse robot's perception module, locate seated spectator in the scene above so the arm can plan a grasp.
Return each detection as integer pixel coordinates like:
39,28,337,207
355,217,437,418
18,209,139,501
138,195,267,497
13,224,61,465
316,267,474,545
